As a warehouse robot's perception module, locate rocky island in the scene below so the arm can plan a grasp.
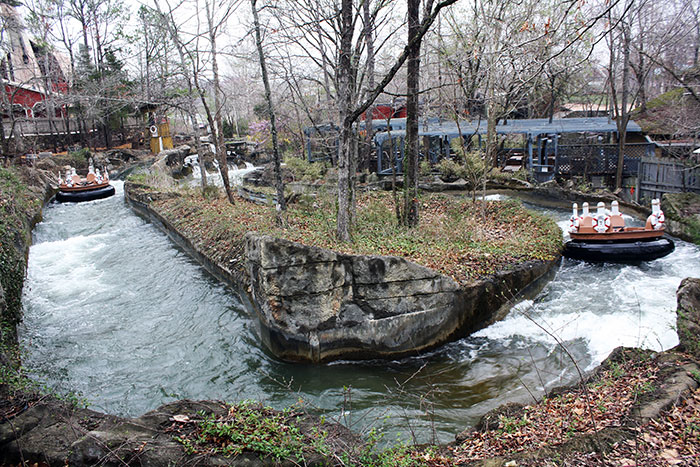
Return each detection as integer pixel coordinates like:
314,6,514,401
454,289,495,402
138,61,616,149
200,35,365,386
124,175,562,362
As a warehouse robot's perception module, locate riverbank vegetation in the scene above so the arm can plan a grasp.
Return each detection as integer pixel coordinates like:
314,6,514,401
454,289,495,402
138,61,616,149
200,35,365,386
0,167,44,347
165,348,700,466
129,179,562,285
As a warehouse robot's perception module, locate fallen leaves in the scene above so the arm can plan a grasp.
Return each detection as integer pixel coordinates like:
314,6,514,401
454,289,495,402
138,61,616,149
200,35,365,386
451,355,663,463
602,382,700,466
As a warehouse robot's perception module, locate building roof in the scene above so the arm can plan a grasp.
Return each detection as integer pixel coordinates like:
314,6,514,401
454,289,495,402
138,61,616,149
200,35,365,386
374,117,642,144
1,4,71,94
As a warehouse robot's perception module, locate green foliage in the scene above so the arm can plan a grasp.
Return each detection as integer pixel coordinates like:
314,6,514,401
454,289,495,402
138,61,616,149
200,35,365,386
202,185,221,200
176,401,313,462
73,32,136,138
663,193,700,245
126,172,149,184
451,139,487,182
607,361,625,379
436,158,463,180
690,369,700,384
633,381,656,397
498,415,530,434
235,118,249,136
222,118,235,139
677,309,700,357
253,102,271,120
174,400,439,466
285,156,328,181
644,88,685,112
67,148,91,168
342,429,432,467
512,168,529,182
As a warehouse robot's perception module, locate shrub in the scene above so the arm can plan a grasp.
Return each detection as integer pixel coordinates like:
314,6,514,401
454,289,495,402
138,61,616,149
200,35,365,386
67,148,91,168
285,156,327,182
436,158,463,180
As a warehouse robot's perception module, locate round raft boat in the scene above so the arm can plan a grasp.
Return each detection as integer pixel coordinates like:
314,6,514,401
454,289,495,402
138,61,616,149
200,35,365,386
563,237,674,262
56,183,115,203
563,199,675,263
56,166,115,203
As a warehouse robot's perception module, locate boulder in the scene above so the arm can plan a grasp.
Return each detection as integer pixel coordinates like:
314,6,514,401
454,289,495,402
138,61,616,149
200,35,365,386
160,145,191,167
103,148,141,162
676,277,700,357
246,233,557,362
151,146,193,178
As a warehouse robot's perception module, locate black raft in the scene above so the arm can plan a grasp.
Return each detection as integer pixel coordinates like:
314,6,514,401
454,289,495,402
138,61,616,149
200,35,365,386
55,184,116,203
563,237,675,263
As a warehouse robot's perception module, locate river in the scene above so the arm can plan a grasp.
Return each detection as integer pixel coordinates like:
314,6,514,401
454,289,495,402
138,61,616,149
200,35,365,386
19,179,700,444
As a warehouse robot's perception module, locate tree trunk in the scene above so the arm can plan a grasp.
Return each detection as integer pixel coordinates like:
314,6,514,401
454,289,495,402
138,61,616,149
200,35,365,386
189,109,207,188
156,0,209,193
402,0,421,227
206,0,235,204
336,0,354,242
615,24,632,191
252,0,286,214
332,0,458,240
362,0,375,173
0,78,10,157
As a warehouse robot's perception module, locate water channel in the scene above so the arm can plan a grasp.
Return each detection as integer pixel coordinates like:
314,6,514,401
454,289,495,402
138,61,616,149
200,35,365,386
19,177,700,444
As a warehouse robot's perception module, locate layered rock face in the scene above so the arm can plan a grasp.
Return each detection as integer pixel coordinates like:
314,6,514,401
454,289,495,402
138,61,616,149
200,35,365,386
246,234,556,362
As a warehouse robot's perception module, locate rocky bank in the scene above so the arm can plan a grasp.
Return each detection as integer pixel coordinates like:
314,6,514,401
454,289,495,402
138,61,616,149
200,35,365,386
2,277,698,465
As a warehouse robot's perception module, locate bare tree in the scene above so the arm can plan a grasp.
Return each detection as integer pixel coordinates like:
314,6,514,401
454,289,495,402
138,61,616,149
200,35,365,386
269,0,456,240
155,0,239,203
402,0,421,227
203,0,236,204
153,0,209,190
607,0,637,191
251,0,285,214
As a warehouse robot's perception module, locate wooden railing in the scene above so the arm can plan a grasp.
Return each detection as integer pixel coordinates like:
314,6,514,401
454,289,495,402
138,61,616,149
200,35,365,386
2,118,82,137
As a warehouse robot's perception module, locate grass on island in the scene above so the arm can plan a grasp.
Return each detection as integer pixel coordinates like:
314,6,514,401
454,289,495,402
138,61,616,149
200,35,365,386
136,181,562,285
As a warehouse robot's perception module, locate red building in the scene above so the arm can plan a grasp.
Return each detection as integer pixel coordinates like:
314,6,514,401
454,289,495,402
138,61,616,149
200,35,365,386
1,3,69,120
361,102,407,121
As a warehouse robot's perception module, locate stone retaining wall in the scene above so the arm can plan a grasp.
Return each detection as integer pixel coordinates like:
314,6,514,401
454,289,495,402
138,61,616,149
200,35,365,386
125,182,560,363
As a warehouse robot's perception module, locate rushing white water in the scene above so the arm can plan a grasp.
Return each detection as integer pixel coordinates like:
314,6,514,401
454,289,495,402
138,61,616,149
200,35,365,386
19,189,700,444
477,208,695,371
184,155,259,187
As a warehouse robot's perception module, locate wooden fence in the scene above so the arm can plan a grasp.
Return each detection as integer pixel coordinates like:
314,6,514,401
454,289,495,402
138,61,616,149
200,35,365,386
639,157,700,201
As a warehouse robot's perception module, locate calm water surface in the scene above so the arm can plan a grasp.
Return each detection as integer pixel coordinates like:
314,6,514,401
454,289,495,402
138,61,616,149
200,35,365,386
19,183,700,443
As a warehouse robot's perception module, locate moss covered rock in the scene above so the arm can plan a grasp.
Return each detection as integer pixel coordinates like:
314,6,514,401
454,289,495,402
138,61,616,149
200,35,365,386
677,277,700,358
662,192,700,244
